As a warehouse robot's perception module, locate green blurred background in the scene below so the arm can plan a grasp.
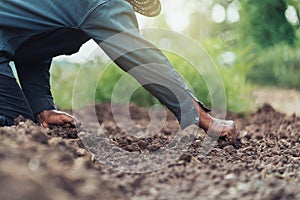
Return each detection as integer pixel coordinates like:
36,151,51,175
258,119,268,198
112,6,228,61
50,0,300,114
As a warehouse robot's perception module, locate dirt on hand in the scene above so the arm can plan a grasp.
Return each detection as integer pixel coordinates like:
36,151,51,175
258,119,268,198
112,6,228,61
0,103,299,200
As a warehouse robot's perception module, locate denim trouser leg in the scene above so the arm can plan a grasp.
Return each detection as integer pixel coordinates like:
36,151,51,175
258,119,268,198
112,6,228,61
0,74,34,125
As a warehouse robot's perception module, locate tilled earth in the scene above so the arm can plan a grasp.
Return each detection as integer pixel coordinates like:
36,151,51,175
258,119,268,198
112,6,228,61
0,103,299,200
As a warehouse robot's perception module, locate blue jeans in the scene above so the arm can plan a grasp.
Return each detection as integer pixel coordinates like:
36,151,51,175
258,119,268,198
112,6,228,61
0,74,34,125
0,0,208,128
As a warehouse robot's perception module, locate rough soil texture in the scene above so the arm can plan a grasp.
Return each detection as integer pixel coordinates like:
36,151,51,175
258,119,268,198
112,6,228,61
0,103,299,200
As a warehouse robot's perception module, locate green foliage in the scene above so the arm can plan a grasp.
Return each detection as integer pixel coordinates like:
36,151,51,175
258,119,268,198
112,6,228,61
95,63,159,107
51,60,159,110
203,38,255,113
50,62,78,109
51,60,117,109
239,0,296,47
247,43,300,89
94,63,125,103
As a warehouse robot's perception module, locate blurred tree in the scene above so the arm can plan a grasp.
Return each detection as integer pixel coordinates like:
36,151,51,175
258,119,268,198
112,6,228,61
239,0,296,47
184,12,211,40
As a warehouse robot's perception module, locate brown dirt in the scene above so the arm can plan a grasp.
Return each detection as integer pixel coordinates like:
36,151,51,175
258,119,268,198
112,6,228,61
0,103,299,200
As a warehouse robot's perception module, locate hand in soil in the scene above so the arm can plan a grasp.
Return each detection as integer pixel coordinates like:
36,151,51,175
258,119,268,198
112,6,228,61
194,100,238,144
35,110,78,128
207,118,238,144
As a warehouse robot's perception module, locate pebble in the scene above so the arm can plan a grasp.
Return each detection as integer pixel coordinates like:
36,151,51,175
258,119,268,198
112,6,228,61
224,173,237,180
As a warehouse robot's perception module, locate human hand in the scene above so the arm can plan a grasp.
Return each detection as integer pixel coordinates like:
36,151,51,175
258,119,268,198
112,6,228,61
206,118,238,144
35,110,78,128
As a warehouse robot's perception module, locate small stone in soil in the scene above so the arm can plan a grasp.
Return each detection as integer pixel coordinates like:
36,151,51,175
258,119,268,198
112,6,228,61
179,153,192,162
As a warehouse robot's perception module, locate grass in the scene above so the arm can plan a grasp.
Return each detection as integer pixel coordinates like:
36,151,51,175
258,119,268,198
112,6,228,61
247,43,300,89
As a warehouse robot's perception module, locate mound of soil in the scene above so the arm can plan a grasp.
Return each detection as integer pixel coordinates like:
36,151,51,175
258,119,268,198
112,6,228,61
0,103,299,200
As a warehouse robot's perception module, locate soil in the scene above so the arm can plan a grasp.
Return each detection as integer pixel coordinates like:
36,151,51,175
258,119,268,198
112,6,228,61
0,103,299,200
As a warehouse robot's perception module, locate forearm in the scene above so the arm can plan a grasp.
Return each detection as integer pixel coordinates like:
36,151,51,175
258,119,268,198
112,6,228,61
14,59,56,115
22,82,56,115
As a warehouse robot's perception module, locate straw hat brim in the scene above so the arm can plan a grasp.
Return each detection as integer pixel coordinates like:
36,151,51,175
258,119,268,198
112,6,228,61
125,0,161,17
